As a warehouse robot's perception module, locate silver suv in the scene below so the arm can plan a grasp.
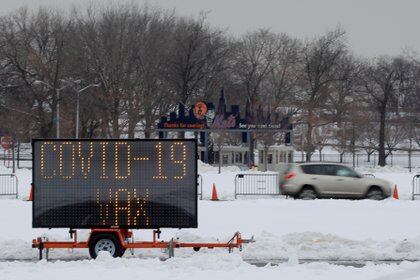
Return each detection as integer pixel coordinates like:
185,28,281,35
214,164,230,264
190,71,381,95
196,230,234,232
280,163,392,200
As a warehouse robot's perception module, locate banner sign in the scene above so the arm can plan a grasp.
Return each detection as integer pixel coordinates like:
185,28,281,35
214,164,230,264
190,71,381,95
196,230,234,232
157,90,290,131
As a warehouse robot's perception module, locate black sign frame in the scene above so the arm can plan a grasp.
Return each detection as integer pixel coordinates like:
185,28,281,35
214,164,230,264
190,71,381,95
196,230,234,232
32,139,198,229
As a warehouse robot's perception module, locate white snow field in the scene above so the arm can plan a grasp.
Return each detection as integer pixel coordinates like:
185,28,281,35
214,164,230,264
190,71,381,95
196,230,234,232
0,164,420,279
1,255,420,280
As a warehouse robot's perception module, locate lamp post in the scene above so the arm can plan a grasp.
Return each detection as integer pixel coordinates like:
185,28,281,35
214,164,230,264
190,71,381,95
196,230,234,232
75,84,100,138
34,80,68,138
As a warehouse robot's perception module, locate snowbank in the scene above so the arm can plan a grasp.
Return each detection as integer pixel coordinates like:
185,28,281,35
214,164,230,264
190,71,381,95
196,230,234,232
1,199,420,262
0,255,419,280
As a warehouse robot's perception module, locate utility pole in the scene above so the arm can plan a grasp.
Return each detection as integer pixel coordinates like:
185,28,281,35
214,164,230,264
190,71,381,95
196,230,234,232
56,88,60,138
34,80,68,138
75,84,100,138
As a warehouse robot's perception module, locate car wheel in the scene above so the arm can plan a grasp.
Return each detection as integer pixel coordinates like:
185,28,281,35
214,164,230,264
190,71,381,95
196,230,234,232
299,188,317,200
366,189,384,200
89,234,124,259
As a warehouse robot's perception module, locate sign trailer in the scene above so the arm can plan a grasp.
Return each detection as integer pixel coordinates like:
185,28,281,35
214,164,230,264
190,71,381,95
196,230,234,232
31,139,253,259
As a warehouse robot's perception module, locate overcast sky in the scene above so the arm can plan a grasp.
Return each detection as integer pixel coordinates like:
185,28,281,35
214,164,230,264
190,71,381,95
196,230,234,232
0,0,418,57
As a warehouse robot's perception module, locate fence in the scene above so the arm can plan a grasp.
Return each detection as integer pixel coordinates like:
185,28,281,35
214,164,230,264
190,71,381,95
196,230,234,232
0,174,18,198
197,174,203,200
0,153,32,169
294,153,420,170
413,175,420,200
234,173,280,198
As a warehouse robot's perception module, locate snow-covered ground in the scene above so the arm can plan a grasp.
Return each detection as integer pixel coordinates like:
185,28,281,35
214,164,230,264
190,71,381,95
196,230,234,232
1,255,420,280
0,163,420,279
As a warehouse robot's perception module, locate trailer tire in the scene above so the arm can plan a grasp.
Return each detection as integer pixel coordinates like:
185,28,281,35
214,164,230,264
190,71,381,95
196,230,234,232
89,234,124,259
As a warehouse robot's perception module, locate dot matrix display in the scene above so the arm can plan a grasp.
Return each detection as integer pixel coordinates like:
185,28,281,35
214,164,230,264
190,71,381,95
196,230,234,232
32,139,198,229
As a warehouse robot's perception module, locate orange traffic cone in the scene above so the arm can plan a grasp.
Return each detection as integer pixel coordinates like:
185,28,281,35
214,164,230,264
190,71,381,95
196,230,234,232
211,184,219,201
393,184,399,199
27,184,33,201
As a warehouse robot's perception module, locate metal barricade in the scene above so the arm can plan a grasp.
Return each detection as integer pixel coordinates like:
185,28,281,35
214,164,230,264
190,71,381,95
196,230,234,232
0,174,18,198
197,174,203,200
363,173,375,178
412,174,420,200
234,173,279,199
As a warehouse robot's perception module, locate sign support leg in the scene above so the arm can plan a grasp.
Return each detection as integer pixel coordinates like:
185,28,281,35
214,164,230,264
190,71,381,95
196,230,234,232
247,132,252,167
204,132,209,163
168,238,175,258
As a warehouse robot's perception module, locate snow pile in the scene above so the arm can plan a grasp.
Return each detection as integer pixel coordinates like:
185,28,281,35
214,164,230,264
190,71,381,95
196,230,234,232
0,255,419,280
244,232,420,261
2,199,420,263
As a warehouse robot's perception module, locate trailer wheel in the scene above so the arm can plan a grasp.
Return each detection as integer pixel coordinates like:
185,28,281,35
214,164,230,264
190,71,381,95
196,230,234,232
89,234,124,259
193,247,200,252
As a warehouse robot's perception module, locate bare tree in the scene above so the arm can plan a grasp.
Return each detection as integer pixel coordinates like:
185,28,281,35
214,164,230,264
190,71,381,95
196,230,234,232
385,120,408,156
166,15,230,106
130,9,175,138
358,112,379,162
360,56,414,166
75,4,144,138
312,125,330,161
233,29,279,109
295,28,348,161
0,8,71,137
263,34,301,107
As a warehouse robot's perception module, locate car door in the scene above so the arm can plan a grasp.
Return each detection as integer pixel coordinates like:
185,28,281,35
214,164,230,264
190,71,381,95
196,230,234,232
300,164,336,196
314,164,346,195
332,165,364,196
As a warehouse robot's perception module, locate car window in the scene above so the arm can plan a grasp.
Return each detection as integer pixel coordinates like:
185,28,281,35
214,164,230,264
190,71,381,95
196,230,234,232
335,165,359,178
322,165,337,176
301,164,334,175
300,165,320,174
301,164,349,176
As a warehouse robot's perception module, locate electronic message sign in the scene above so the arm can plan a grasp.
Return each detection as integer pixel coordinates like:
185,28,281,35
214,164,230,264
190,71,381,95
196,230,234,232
32,139,197,229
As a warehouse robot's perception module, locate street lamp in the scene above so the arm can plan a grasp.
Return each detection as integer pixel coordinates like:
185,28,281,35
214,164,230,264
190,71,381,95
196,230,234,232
75,84,100,138
34,80,69,138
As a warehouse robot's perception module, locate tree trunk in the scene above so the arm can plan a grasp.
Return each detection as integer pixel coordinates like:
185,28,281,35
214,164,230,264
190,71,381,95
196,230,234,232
264,148,268,172
144,130,151,139
218,148,222,174
305,121,313,162
111,115,120,138
127,120,136,139
249,134,255,165
378,106,386,166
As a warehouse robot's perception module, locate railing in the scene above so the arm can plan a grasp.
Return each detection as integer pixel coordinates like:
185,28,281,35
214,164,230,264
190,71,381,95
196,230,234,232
363,173,375,178
197,174,203,200
412,175,420,200
293,153,420,169
0,174,18,198
234,173,280,199
0,153,32,169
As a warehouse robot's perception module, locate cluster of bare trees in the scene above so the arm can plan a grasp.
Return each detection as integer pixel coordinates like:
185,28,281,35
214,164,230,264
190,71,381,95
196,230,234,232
0,5,229,140
0,4,419,166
